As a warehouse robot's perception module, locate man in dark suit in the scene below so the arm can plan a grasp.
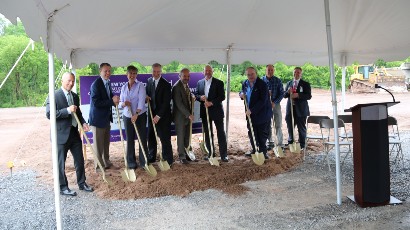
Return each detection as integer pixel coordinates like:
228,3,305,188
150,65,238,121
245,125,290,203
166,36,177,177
146,63,173,165
172,68,195,164
46,72,93,196
240,67,273,159
89,63,120,171
195,65,228,162
283,66,312,149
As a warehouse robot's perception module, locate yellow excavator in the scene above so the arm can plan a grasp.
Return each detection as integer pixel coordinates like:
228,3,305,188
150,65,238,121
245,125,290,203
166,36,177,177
349,65,407,93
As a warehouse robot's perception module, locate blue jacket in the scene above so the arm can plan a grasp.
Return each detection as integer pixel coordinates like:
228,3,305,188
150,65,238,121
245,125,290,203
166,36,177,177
241,77,273,125
89,77,115,128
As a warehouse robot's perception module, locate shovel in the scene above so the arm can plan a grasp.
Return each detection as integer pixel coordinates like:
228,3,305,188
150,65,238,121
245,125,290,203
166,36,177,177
73,113,113,185
271,117,285,158
115,105,137,182
148,103,171,171
185,99,196,161
243,98,265,165
289,92,301,154
205,102,219,166
129,106,157,177
199,123,209,156
132,119,157,177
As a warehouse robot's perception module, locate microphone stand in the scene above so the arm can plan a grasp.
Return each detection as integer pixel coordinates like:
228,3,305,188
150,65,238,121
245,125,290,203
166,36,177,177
375,84,395,102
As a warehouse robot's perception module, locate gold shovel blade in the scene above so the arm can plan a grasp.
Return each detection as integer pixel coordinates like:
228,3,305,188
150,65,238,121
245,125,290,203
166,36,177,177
273,146,285,158
289,143,301,154
144,164,158,177
185,147,196,161
208,157,220,166
158,160,171,171
121,170,130,182
199,142,209,156
252,152,265,165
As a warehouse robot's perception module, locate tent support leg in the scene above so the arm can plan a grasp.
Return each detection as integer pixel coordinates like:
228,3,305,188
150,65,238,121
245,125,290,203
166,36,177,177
47,15,63,230
324,0,342,205
225,45,232,146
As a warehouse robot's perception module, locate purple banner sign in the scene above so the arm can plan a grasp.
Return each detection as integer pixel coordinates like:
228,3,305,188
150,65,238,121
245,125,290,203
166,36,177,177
79,73,204,143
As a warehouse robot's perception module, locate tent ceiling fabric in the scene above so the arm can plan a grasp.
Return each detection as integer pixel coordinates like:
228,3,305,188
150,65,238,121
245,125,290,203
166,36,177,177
2,0,410,67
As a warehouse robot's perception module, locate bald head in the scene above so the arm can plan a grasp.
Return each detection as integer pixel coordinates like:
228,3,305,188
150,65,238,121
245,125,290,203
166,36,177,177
61,72,75,92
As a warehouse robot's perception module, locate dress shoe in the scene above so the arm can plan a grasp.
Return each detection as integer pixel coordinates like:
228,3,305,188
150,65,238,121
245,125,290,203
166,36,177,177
180,159,189,164
221,157,229,162
79,183,94,192
105,164,120,170
60,189,77,196
244,151,254,157
203,156,209,161
264,153,270,159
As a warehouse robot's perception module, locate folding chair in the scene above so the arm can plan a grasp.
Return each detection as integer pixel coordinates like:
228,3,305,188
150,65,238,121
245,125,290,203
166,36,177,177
304,115,330,159
387,116,404,167
338,114,353,140
319,119,353,171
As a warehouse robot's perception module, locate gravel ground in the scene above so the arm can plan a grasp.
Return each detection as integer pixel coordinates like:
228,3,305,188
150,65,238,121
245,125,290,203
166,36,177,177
1,133,409,230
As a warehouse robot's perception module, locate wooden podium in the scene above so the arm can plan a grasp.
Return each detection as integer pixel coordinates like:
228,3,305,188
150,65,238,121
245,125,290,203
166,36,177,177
345,102,400,207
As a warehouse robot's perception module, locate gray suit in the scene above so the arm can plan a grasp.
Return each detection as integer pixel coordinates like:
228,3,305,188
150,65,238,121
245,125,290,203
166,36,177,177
46,88,86,191
172,80,192,159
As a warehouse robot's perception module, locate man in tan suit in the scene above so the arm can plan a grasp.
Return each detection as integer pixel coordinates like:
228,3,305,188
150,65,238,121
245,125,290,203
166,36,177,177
172,68,195,164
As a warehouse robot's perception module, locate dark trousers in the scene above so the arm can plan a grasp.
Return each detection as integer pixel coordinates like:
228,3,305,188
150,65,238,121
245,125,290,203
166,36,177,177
286,114,307,148
201,116,227,159
123,114,148,168
147,114,173,165
57,126,86,191
247,119,270,154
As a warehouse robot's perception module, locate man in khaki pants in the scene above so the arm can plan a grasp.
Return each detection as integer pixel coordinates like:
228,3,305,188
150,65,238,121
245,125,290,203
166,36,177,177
89,63,120,171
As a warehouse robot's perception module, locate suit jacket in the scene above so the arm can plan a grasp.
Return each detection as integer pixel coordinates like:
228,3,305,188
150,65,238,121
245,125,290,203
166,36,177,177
89,77,114,128
241,77,273,125
172,80,192,125
283,79,312,117
46,88,86,145
195,77,225,120
146,76,172,120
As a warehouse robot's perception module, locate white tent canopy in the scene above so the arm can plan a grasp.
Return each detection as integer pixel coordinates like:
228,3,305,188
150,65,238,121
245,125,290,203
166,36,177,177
3,0,410,67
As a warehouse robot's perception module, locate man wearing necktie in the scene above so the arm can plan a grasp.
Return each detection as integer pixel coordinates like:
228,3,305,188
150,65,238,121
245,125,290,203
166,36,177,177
146,63,173,165
283,67,312,150
89,63,120,171
46,72,93,196
172,68,195,164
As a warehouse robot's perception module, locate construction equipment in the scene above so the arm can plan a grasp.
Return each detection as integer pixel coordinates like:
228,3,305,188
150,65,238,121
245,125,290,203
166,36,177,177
349,65,407,93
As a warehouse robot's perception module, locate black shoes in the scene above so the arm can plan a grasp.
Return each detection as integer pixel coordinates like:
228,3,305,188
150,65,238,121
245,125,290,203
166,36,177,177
264,153,269,159
79,183,93,192
180,159,189,164
60,188,77,196
221,157,229,162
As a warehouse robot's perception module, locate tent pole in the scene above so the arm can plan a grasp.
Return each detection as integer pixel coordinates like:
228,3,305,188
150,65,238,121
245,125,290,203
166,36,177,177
225,45,232,145
47,15,63,230
341,66,346,113
341,54,347,113
324,0,342,205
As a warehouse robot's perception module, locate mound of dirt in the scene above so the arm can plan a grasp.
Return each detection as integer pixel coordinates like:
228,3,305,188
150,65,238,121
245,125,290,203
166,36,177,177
82,149,302,200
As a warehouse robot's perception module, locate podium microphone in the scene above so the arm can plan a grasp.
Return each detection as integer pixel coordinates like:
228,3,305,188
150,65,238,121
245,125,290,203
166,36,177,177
375,84,395,102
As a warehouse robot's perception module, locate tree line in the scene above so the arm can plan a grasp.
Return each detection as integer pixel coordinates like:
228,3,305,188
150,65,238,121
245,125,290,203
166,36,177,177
1,19,409,108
